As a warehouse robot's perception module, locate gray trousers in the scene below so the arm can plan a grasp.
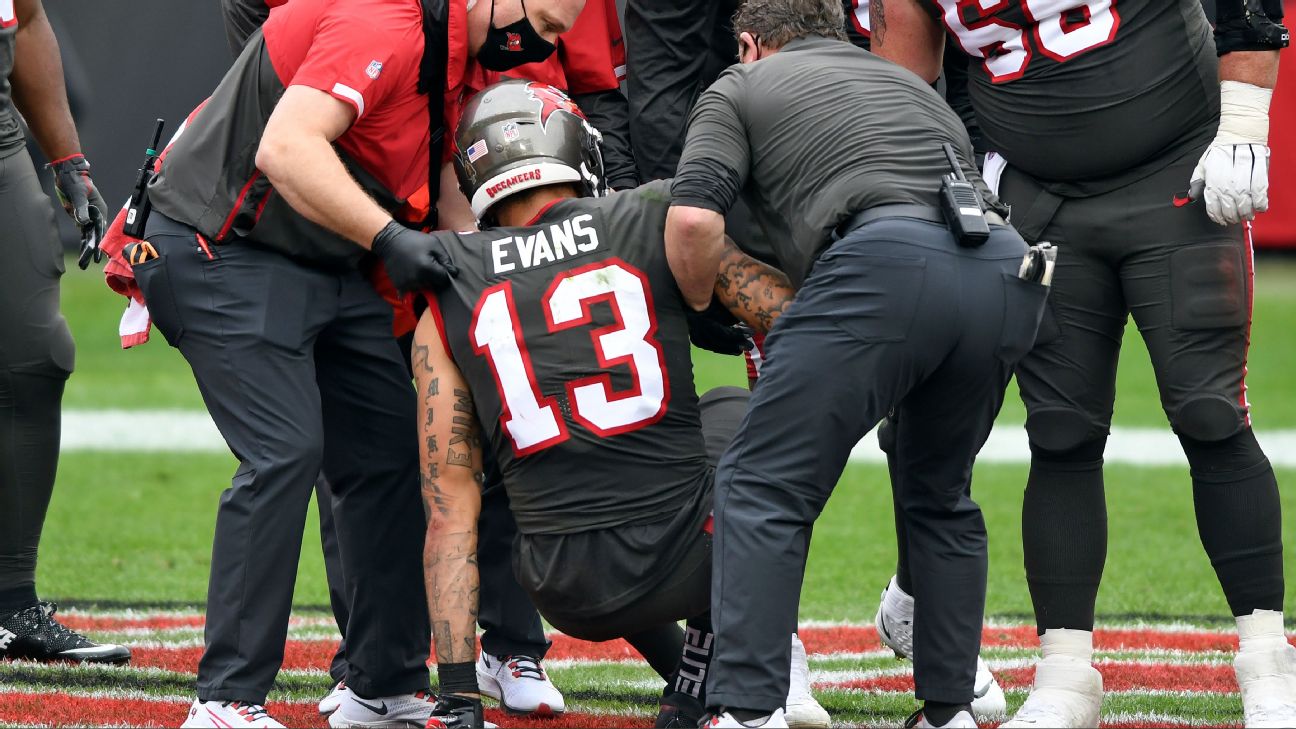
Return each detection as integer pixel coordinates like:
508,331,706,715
0,149,75,614
707,218,1046,710
138,213,431,704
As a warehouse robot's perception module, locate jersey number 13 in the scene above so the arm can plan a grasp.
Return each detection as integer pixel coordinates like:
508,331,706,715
470,259,670,455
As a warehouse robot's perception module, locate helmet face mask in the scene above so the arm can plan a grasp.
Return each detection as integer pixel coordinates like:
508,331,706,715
453,80,607,224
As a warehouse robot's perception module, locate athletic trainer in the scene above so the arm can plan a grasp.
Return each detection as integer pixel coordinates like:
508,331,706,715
664,1,1049,727
134,1,582,726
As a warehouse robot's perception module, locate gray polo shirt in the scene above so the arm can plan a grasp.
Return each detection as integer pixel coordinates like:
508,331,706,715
671,35,999,286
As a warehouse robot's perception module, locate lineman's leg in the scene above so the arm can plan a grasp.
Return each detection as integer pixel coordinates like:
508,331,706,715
0,150,74,618
1117,185,1282,618
1000,166,1124,637
707,236,933,713
139,214,335,703
1116,151,1292,723
315,476,349,685
315,272,431,698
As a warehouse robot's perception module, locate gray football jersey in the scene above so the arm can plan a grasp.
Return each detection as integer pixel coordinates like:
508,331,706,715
430,180,711,536
0,8,24,160
928,0,1218,194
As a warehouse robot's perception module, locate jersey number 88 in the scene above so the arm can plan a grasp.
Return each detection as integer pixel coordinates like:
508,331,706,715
936,0,1121,83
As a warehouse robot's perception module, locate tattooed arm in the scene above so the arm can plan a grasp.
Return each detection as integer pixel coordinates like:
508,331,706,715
869,0,946,84
712,237,796,335
412,310,486,693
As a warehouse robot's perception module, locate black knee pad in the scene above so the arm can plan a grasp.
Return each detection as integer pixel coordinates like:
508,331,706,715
1179,427,1268,479
1025,408,1106,460
1171,395,1247,444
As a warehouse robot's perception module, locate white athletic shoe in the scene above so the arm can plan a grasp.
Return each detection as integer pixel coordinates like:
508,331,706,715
785,634,830,728
1236,644,1296,727
181,700,285,728
875,576,914,659
319,681,350,715
707,708,790,728
326,690,435,728
905,708,978,728
1000,655,1103,728
875,576,1006,721
476,652,566,716
971,656,1007,721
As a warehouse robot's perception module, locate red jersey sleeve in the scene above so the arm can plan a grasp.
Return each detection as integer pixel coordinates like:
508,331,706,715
286,0,421,121
558,0,625,95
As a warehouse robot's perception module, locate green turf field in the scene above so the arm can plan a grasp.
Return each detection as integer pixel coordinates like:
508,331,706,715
41,254,1296,619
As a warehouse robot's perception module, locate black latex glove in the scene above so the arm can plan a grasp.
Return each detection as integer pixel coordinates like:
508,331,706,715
426,694,485,729
371,220,459,293
686,303,755,356
49,154,109,269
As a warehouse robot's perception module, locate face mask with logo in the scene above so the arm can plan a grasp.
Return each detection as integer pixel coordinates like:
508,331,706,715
476,0,556,71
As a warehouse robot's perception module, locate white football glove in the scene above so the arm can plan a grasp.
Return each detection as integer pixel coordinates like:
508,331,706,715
1189,80,1273,226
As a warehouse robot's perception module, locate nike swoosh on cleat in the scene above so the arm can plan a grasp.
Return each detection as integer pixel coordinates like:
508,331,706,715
353,699,388,716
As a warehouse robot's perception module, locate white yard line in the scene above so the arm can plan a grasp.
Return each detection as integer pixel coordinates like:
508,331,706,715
61,410,1296,466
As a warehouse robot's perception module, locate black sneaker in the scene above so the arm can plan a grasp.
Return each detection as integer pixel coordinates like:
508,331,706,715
655,690,705,728
0,601,131,664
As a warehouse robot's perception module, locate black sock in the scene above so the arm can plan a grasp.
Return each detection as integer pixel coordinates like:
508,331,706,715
626,622,686,683
0,371,65,616
1182,429,1285,615
674,612,714,702
922,701,971,726
0,585,37,618
1023,438,1108,634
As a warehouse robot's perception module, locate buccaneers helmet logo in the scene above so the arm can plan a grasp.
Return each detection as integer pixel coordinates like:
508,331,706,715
506,32,522,51
526,82,587,131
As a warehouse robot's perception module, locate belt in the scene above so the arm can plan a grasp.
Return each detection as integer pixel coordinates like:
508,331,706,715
833,204,1007,240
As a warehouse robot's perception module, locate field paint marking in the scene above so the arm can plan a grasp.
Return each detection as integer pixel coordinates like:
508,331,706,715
58,410,1296,467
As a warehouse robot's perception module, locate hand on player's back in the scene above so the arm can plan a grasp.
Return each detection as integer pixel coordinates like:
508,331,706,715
371,221,460,293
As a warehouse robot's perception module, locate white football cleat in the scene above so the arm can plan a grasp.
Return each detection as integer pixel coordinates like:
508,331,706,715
875,576,1005,721
319,681,350,715
905,708,978,728
972,656,1006,720
707,708,789,728
181,699,285,728
875,576,914,659
784,634,830,728
1001,655,1102,728
326,690,434,728
476,652,565,716
1235,644,1296,727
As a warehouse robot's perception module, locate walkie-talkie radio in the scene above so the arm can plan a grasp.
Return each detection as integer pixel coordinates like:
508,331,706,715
123,118,166,239
938,143,990,248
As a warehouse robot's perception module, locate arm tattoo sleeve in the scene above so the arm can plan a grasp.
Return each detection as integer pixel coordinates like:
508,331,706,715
713,238,796,334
